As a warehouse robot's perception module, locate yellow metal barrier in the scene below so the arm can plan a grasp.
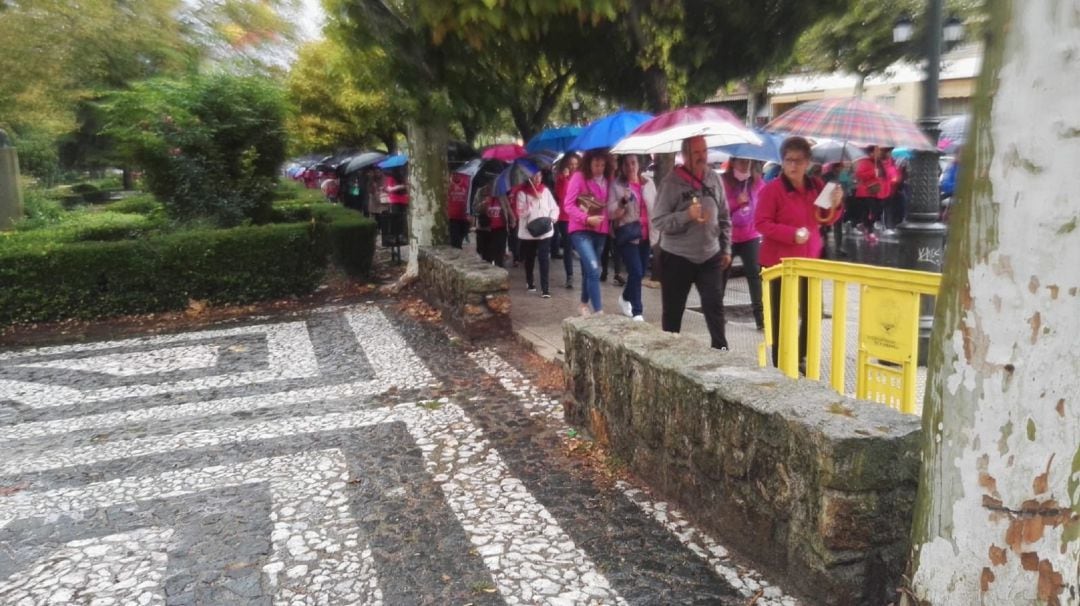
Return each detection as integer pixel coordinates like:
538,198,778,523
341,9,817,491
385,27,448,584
758,258,941,414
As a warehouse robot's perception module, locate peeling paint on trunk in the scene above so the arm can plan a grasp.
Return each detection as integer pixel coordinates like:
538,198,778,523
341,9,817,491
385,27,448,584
404,118,450,279
909,1,1080,603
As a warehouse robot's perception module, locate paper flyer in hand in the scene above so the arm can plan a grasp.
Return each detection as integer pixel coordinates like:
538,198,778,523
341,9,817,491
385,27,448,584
814,182,838,209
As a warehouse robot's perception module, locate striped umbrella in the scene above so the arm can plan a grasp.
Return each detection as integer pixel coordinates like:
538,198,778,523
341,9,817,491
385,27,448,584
764,97,935,151
937,114,970,153
611,105,760,154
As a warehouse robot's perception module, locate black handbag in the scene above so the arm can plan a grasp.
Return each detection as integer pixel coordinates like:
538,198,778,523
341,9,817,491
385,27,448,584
526,216,553,237
614,220,643,246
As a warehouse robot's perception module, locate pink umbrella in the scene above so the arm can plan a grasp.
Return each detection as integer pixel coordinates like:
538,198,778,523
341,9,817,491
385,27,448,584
481,143,527,162
610,106,760,154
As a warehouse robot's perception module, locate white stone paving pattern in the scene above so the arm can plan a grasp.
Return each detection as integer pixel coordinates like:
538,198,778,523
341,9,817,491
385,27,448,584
0,322,319,408
0,306,633,605
471,346,801,605
0,527,174,606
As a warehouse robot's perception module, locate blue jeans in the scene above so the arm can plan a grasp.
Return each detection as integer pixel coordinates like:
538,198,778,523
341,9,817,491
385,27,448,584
570,230,606,312
618,240,651,316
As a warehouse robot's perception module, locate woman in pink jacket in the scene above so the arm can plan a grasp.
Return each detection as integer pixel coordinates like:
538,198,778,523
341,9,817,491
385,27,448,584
755,137,843,370
563,149,612,316
720,156,766,329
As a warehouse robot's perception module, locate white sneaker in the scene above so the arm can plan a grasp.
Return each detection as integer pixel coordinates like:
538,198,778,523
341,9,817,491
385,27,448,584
618,296,632,317
632,315,644,322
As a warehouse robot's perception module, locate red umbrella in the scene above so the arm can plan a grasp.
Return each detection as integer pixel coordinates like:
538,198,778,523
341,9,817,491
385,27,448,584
481,143,528,162
610,105,760,154
764,97,935,151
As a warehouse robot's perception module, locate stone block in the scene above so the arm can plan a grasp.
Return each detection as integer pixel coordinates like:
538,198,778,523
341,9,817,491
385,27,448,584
562,315,922,605
417,246,511,340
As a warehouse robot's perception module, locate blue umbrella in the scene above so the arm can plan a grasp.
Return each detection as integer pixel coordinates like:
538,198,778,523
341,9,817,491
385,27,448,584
526,126,584,153
493,158,542,197
712,129,785,163
568,110,653,152
377,154,408,169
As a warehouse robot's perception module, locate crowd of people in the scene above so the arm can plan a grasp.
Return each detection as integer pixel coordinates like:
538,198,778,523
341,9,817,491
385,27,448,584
464,134,845,360
293,135,952,369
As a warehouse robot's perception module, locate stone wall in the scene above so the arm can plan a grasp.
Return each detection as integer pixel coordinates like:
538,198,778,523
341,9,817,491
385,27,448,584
563,316,922,605
417,246,511,340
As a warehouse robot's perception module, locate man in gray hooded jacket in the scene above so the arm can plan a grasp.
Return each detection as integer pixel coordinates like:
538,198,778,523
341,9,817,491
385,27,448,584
650,135,733,350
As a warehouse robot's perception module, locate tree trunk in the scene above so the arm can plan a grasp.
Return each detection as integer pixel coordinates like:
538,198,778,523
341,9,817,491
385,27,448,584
400,117,449,280
379,133,397,155
122,167,134,190
854,73,866,98
907,2,1080,604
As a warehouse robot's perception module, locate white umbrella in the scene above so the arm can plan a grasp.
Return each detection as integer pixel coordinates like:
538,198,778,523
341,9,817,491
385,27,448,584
610,106,761,154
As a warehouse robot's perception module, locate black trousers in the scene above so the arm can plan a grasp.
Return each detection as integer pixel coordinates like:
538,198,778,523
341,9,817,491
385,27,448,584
660,250,728,350
483,229,507,267
767,275,809,368
721,238,764,327
519,237,552,293
449,219,470,249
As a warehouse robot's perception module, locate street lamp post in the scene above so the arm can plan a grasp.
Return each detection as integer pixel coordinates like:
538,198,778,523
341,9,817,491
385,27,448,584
893,0,963,363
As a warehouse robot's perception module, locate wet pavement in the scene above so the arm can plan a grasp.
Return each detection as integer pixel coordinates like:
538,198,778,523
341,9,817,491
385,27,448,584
0,301,799,605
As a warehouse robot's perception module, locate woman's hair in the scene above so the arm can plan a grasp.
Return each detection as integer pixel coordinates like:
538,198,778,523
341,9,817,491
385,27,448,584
556,153,579,174
780,136,812,160
579,149,612,180
615,154,642,182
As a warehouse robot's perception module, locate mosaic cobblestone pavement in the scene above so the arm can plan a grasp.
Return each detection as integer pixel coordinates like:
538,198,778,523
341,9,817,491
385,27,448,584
0,303,798,606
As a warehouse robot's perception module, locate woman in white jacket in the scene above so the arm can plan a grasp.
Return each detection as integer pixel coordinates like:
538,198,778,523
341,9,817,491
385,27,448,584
515,171,561,297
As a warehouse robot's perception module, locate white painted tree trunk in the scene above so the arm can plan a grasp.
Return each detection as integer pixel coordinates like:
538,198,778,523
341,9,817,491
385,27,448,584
401,118,449,281
909,2,1080,604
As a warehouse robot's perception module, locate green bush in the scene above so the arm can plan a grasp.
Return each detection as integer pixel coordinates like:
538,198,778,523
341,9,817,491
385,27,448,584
270,202,376,277
0,205,376,325
71,183,100,195
19,187,66,228
8,210,162,244
103,74,288,226
104,194,163,216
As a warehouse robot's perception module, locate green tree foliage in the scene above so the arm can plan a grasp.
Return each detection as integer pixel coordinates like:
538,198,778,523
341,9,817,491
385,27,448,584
0,0,197,139
285,39,402,154
103,75,288,226
793,0,985,89
0,0,301,181
421,0,847,115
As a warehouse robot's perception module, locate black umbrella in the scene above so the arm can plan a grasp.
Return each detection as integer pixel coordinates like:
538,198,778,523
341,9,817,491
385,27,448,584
341,152,388,175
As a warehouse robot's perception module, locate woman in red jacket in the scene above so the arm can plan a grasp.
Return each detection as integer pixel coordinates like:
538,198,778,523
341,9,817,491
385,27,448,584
755,136,843,370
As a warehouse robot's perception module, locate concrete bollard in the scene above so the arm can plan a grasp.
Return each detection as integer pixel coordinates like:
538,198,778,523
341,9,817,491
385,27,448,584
0,129,23,231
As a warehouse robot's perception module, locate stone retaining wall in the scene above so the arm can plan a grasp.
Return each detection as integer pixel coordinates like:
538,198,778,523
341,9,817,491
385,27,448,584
417,246,511,340
562,316,922,605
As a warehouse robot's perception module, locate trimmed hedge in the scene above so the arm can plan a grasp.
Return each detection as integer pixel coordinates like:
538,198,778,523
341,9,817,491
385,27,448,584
0,204,375,325
272,202,377,278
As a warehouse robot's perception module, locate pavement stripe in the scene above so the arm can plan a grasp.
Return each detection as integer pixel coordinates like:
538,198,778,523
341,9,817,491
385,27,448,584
15,344,221,377
2,401,625,606
0,306,435,442
467,349,562,420
0,527,173,606
469,346,800,605
0,450,383,605
0,322,319,408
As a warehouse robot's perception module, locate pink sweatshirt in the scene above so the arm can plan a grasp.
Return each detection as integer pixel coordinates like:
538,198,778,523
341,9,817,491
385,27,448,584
563,171,610,235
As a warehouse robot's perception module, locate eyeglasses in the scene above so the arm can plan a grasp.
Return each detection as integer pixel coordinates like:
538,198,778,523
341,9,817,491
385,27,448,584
782,156,809,165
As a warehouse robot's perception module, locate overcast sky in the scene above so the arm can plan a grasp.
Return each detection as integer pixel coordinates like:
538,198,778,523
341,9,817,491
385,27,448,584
297,0,326,42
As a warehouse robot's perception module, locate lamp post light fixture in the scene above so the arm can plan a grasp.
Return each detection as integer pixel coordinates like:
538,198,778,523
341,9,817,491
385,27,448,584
570,98,582,125
892,0,965,363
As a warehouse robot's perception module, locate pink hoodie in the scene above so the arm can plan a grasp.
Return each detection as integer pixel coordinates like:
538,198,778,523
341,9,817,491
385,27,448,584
563,171,610,235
